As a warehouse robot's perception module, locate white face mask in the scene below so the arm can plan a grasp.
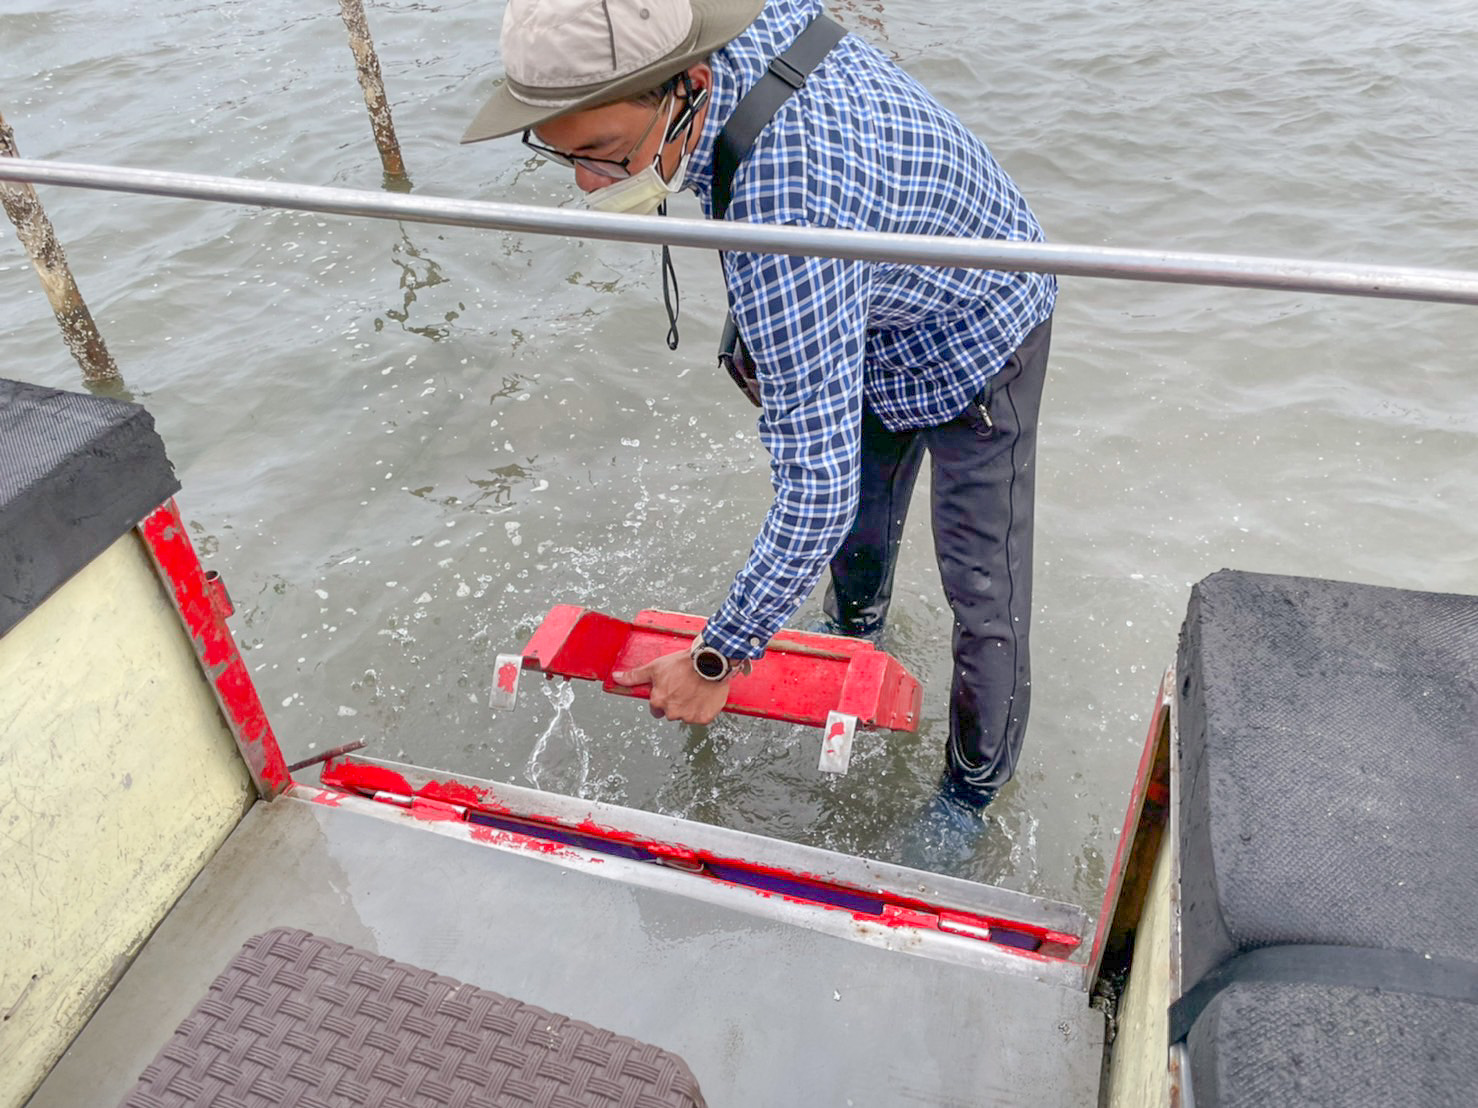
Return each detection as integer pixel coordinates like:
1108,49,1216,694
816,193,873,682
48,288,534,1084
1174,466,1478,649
584,97,693,216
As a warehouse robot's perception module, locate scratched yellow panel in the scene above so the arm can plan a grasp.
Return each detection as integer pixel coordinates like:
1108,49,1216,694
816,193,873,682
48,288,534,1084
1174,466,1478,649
0,531,254,1104
1105,832,1174,1108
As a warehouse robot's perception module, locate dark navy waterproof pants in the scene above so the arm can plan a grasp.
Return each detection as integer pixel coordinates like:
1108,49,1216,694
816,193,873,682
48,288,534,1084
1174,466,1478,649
823,318,1052,798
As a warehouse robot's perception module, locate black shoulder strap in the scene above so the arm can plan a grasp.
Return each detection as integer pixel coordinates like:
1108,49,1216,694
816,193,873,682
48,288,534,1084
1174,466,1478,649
712,14,847,221
1168,943,1478,1046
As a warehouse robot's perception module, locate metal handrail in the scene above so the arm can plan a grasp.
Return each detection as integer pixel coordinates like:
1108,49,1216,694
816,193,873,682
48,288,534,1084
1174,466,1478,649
3,157,1478,307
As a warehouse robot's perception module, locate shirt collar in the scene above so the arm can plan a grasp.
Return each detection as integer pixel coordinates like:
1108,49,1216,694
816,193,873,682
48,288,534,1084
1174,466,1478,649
681,0,822,211
681,40,742,207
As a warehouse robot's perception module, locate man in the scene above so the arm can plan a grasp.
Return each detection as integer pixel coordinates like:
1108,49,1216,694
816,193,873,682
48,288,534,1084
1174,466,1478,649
463,0,1056,832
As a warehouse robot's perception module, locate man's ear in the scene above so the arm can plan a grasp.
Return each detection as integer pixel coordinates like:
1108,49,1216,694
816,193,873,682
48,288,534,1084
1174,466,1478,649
686,62,713,97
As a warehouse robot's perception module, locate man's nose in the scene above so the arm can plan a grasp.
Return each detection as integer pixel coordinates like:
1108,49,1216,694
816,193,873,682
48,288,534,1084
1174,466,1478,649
573,164,609,194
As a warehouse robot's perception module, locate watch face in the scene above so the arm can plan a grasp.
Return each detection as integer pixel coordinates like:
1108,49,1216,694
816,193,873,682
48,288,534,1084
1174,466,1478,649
694,648,727,679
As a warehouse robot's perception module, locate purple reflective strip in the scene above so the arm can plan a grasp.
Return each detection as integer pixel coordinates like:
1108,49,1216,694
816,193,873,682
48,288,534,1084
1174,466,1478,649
702,860,885,916
990,929,1042,952
464,810,654,863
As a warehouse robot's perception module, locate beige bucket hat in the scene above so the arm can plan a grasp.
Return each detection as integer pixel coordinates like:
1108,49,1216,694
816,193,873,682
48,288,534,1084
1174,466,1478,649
462,0,764,144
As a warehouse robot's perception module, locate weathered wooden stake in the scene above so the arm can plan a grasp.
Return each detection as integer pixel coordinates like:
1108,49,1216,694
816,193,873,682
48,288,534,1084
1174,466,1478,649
0,110,121,384
338,0,408,180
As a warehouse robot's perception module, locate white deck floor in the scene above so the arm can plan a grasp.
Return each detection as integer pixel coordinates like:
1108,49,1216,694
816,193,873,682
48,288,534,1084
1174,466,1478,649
33,788,1104,1106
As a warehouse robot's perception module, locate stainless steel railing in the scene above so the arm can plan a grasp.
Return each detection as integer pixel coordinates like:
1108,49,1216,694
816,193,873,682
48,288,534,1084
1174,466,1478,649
3,158,1478,307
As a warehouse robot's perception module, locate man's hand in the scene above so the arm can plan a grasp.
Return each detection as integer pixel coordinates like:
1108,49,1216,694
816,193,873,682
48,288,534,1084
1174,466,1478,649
612,650,731,725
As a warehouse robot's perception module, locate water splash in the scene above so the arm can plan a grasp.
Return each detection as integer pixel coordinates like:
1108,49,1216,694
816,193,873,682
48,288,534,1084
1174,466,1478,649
524,679,590,796
991,804,1041,888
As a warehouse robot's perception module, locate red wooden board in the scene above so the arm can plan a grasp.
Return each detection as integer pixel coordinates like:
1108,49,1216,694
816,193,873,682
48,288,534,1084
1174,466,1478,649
520,606,922,732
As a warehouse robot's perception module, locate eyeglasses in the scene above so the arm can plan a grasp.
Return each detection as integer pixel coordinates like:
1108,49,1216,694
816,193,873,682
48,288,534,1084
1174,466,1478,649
522,86,709,181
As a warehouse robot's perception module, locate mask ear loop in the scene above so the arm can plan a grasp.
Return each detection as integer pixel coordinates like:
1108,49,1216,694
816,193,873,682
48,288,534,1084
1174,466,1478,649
659,74,707,351
665,84,709,142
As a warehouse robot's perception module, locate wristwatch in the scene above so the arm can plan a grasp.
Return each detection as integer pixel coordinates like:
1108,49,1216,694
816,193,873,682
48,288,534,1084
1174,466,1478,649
689,637,752,682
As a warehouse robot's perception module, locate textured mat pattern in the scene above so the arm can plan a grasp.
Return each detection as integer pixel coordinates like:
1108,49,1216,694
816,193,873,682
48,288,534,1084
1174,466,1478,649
119,928,706,1108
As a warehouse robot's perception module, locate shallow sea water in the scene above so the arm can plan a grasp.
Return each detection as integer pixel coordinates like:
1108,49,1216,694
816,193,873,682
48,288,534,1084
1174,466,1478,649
2,0,1475,909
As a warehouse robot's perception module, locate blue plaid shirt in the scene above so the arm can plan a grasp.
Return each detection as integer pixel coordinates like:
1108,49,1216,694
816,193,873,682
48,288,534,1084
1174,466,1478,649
681,0,1057,661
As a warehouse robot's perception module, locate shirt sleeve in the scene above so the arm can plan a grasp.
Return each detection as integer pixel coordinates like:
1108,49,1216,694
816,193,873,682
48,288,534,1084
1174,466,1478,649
701,238,873,660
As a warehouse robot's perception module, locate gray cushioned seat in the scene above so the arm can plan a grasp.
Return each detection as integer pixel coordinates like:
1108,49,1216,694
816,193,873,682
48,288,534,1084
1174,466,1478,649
0,378,178,636
1186,981,1478,1108
1176,570,1478,1106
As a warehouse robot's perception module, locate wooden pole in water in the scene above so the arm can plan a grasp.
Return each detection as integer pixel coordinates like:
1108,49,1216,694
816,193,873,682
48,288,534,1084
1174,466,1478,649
338,0,408,180
0,111,121,384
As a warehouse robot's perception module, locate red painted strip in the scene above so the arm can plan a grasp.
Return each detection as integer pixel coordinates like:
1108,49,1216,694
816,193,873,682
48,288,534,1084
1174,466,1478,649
409,796,467,822
321,760,511,813
1085,674,1171,973
469,824,575,856
822,719,848,760
138,500,291,797
881,904,939,929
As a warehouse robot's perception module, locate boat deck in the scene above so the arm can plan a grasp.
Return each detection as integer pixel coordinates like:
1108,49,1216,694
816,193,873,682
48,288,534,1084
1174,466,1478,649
32,785,1104,1107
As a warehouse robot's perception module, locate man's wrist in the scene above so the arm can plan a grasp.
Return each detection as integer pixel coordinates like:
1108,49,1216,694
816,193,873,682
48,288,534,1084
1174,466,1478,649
699,615,769,663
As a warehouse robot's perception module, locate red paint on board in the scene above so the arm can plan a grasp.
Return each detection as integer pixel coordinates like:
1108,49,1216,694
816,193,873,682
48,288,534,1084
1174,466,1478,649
409,797,466,823
469,824,571,856
823,720,847,755
880,904,939,929
496,662,519,693
321,760,412,796
139,501,290,795
318,763,513,815
420,779,500,809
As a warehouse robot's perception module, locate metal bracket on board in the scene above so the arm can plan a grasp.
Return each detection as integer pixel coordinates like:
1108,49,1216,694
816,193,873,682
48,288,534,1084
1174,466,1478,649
818,710,857,774
490,653,524,711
